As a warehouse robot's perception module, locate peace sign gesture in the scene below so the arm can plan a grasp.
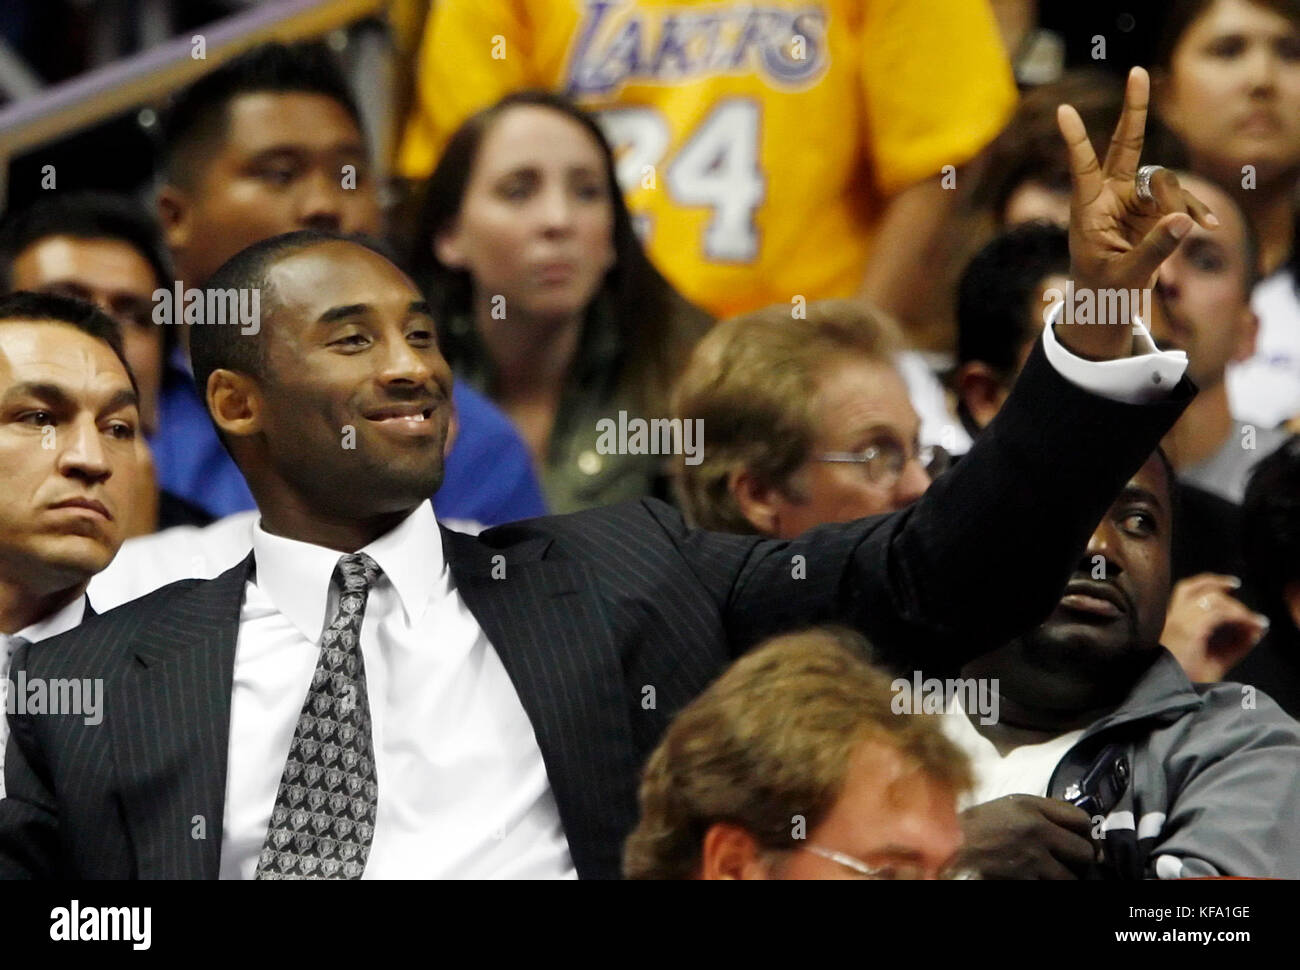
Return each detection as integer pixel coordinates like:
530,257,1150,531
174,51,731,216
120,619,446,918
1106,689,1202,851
1055,66,1219,360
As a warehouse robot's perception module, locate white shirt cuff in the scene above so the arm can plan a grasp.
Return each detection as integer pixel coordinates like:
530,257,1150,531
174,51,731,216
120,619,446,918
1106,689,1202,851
1041,300,1188,404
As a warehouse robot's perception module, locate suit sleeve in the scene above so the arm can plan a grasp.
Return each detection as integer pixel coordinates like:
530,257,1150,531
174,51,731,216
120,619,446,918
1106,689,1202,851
0,643,61,878
669,339,1193,672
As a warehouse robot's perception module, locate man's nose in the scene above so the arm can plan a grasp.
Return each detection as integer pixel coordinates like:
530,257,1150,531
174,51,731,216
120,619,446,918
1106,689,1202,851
1081,525,1122,577
893,457,931,509
377,334,438,386
56,416,112,485
1244,43,1279,93
296,169,346,232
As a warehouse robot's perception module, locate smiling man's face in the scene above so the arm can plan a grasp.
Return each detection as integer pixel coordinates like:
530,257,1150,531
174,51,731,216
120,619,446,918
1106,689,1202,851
238,241,453,520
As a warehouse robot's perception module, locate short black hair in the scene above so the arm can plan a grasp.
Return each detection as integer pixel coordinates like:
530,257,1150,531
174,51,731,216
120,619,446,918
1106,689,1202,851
189,229,393,403
160,41,362,188
957,222,1070,376
1242,436,1300,621
0,291,137,393
0,191,171,292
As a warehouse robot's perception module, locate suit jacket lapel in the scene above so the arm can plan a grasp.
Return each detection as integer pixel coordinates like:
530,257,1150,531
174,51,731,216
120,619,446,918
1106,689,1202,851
442,526,638,880
108,554,252,879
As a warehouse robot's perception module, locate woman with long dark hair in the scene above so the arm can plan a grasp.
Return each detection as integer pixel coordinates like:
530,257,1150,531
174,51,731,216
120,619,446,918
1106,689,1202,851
411,90,711,513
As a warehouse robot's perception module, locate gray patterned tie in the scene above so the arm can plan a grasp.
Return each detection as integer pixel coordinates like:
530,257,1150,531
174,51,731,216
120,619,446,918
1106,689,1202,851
255,553,382,879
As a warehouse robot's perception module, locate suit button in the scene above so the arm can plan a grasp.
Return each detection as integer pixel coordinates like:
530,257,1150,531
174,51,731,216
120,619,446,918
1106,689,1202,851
578,450,602,476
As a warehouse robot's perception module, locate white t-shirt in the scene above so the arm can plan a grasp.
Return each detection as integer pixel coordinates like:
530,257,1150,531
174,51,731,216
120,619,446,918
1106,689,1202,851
939,695,1084,809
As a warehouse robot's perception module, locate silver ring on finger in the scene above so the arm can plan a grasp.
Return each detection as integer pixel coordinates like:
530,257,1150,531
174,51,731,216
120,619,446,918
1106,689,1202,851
1136,164,1163,203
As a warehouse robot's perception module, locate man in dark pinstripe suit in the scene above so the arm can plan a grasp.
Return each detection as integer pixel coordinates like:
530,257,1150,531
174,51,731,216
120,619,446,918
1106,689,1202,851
0,71,1218,878
0,293,142,797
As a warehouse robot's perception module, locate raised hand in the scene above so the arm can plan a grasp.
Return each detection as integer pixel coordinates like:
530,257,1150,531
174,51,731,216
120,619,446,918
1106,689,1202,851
1055,66,1219,360
1162,574,1269,682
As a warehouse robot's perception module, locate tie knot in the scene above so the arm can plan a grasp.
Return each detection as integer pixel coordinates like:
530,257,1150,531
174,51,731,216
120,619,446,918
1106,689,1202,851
334,552,382,594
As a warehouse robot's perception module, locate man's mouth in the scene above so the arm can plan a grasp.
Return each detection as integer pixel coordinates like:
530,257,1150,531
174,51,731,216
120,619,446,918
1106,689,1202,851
1057,579,1128,620
363,402,439,436
48,497,113,521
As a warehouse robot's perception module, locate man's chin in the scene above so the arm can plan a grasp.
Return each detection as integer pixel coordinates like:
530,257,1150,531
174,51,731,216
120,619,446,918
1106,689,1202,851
1029,615,1158,676
23,538,109,587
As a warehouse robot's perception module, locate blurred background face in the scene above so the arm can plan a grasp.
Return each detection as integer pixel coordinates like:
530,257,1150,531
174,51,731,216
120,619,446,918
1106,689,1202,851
435,105,616,324
765,357,928,537
245,243,453,518
1149,174,1258,388
9,235,164,435
0,323,138,590
770,741,962,880
1003,181,1071,228
1159,0,1300,183
164,92,381,285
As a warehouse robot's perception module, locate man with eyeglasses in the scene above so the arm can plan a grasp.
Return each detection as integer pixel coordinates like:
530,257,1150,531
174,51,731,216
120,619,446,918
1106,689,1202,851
624,628,973,880
673,299,944,537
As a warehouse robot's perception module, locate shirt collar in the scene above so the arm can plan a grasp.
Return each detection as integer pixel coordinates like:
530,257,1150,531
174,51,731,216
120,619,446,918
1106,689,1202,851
251,501,444,641
15,594,87,644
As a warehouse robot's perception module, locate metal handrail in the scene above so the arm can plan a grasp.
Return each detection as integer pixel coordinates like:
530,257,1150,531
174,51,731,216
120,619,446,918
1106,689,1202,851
0,0,387,158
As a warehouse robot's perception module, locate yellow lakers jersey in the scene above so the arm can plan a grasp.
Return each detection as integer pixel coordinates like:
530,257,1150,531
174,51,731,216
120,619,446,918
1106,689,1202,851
399,0,1016,319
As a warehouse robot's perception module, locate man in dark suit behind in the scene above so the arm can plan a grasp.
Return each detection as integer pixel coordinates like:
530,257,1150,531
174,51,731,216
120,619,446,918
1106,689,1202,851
1,69,1211,878
0,293,142,795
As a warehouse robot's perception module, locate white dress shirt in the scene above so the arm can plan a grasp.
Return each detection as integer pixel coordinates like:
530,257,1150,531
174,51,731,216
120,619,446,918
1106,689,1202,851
1041,301,1188,403
217,501,574,879
1,595,87,798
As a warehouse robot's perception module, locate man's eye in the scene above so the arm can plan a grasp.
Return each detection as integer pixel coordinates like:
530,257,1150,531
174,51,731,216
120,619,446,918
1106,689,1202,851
257,165,298,186
407,329,435,344
1123,512,1156,535
1189,250,1225,272
19,410,55,426
106,422,137,440
331,333,369,348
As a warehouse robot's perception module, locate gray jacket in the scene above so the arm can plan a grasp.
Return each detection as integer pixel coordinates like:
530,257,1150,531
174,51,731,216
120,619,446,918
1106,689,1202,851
1045,650,1300,878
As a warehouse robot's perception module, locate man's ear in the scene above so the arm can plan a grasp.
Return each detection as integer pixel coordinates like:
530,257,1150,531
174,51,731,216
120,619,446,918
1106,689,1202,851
207,368,263,440
955,362,1008,431
157,184,193,259
698,823,774,880
1232,307,1260,364
729,467,784,537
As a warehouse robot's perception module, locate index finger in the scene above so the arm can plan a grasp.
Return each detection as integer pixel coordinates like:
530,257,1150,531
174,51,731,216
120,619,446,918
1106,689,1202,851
1103,66,1151,182
1057,103,1103,207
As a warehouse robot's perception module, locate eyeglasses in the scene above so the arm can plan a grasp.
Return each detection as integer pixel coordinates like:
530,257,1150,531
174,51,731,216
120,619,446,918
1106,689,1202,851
804,844,977,881
812,441,950,487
